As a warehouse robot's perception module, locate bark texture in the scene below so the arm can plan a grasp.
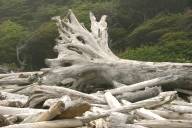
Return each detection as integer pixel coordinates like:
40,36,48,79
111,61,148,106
42,10,192,93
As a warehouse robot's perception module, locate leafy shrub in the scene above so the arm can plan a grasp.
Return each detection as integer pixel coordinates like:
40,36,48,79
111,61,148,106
120,40,192,63
127,14,192,47
0,20,29,64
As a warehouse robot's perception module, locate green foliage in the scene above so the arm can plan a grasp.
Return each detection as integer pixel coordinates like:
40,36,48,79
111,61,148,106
0,0,192,70
160,31,192,41
121,40,192,63
126,14,192,47
0,20,28,64
20,21,58,70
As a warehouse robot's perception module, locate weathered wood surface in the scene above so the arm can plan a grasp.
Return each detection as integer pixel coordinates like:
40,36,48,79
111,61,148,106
1,10,192,128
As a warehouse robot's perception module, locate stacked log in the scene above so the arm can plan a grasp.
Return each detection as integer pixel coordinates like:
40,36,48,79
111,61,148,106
0,76,191,128
1,10,192,128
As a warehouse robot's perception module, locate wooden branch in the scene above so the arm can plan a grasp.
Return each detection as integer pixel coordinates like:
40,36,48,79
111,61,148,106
43,95,71,108
151,110,192,119
0,71,43,79
109,123,148,128
104,92,129,126
1,119,84,128
0,100,23,107
103,91,176,114
109,75,179,95
0,114,11,127
164,105,192,113
0,78,30,85
104,92,121,108
22,101,65,123
57,99,91,119
117,87,160,102
135,120,192,128
17,85,105,104
176,88,192,96
0,92,28,104
0,106,45,115
121,100,166,120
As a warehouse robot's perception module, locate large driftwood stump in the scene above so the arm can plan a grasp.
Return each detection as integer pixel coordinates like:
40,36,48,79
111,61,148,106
43,10,192,93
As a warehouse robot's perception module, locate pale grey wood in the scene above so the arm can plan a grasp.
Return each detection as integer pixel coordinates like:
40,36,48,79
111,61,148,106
41,10,192,93
135,120,192,128
151,110,192,119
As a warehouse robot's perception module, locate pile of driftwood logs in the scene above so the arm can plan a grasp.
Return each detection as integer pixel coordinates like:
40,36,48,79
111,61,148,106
1,73,192,128
1,10,192,128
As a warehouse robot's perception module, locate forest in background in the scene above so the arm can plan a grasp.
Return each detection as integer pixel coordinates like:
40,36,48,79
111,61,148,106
0,0,192,70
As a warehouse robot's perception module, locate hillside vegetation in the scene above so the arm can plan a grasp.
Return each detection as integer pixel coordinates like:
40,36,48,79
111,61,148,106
121,14,192,63
0,0,192,70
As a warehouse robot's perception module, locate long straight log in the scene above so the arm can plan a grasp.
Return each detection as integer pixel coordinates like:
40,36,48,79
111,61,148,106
0,78,30,85
151,110,192,119
164,105,192,113
121,100,166,120
0,106,46,115
135,120,192,128
1,119,84,128
16,85,105,104
104,92,129,127
111,123,148,128
117,87,160,102
2,113,108,128
0,71,43,79
105,91,176,114
0,92,28,105
0,100,23,107
108,75,179,95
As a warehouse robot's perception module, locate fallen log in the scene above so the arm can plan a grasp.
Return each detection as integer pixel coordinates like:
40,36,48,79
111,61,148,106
16,85,105,106
43,95,71,108
109,123,148,128
0,114,11,127
104,92,129,127
2,119,84,128
135,120,192,128
0,78,30,85
176,88,192,96
121,100,166,120
41,10,192,93
116,86,160,102
0,92,28,104
164,105,192,113
109,76,177,95
22,101,65,123
151,110,192,119
2,113,108,128
0,100,23,107
0,106,45,115
0,72,43,79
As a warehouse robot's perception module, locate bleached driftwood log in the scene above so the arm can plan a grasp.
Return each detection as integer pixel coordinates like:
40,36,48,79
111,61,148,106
104,92,129,127
116,86,160,102
0,71,43,85
0,92,28,104
0,114,11,127
17,85,105,108
21,101,65,123
121,100,166,120
151,110,192,119
42,10,192,93
164,105,192,113
135,120,192,128
0,106,45,115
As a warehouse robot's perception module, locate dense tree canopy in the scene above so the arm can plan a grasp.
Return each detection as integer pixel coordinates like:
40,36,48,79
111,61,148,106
0,0,192,70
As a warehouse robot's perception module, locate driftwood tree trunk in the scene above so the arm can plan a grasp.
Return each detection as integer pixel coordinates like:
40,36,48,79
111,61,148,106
43,10,192,93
